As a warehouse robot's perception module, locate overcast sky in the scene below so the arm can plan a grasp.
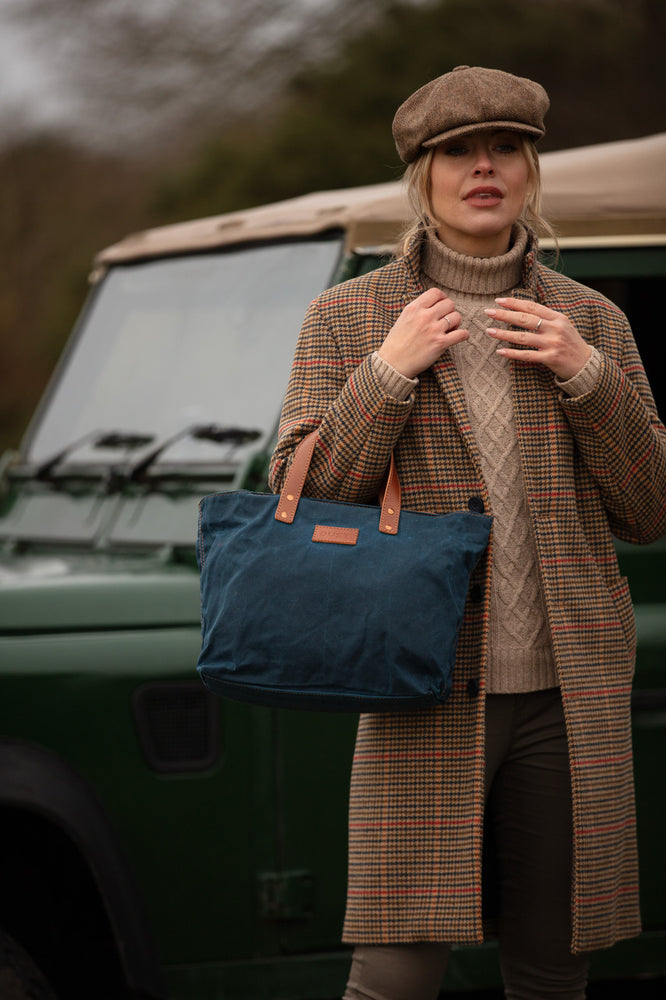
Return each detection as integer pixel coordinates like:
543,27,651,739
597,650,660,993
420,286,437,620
0,0,412,153
0,0,56,134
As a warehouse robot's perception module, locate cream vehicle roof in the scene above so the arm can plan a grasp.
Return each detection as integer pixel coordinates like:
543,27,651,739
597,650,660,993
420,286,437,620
96,133,666,270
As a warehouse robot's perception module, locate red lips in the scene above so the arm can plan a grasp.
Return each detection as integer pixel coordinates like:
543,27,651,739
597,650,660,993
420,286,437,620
464,186,503,200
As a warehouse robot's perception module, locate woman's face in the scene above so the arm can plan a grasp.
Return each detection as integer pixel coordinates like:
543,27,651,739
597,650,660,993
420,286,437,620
429,130,531,257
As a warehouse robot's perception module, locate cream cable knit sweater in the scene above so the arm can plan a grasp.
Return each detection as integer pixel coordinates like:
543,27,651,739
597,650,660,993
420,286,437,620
372,226,601,693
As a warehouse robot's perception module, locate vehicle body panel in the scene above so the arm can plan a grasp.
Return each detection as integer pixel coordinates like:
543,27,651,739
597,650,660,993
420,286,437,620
1,134,664,996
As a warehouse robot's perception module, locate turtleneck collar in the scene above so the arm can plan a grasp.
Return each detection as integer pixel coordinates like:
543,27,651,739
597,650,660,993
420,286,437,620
421,223,528,297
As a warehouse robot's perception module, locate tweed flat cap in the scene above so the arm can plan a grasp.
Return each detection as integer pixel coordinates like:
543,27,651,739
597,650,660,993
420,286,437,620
393,65,549,163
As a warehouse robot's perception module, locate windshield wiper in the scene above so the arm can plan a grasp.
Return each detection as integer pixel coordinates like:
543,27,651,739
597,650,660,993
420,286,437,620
34,431,155,480
28,426,261,484
127,424,262,481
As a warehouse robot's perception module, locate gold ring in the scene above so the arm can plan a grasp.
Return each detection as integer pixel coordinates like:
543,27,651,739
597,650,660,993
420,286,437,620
535,317,543,331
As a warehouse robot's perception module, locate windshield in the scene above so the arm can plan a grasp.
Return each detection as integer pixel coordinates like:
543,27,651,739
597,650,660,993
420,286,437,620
24,236,343,466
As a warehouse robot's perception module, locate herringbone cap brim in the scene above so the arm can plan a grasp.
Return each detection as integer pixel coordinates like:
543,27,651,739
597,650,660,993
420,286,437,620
393,65,550,163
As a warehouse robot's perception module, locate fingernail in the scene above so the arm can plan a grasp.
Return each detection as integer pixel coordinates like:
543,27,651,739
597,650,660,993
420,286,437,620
485,308,497,317
495,297,507,305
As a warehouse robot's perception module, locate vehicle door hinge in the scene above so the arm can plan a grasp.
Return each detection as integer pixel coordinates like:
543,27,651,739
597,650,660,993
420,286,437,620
257,869,314,921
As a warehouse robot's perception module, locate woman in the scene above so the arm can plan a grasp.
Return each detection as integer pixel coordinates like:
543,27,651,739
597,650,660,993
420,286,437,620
269,66,666,1000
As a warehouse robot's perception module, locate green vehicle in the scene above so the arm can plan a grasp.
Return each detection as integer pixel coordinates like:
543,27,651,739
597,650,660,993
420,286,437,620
1,134,665,999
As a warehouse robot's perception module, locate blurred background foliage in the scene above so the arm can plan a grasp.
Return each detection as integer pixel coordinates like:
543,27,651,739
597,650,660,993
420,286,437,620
1,0,664,451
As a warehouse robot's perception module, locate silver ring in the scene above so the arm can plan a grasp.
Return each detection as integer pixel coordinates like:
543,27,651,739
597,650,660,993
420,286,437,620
535,317,543,332
443,315,451,331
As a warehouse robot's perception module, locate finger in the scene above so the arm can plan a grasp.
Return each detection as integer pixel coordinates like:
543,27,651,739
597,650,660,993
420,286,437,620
429,296,456,318
493,296,558,323
494,345,542,363
486,326,535,347
438,309,461,332
438,324,470,349
486,306,546,332
415,287,450,307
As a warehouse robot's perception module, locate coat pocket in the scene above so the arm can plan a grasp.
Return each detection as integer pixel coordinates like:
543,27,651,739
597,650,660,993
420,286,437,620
608,576,637,662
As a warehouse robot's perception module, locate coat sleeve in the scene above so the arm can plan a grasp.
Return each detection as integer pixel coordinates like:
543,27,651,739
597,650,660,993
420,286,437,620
559,314,666,544
269,293,415,503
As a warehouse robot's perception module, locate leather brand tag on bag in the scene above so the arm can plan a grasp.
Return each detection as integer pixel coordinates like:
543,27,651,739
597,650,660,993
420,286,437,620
312,525,359,546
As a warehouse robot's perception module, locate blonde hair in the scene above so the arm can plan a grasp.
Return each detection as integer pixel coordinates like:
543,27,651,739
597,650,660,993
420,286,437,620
399,137,558,255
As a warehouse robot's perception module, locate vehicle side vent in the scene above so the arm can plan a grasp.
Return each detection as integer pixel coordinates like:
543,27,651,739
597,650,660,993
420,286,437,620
132,682,221,774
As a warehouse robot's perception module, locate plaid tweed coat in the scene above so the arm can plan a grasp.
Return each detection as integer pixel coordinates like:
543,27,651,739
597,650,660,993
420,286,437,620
269,231,666,953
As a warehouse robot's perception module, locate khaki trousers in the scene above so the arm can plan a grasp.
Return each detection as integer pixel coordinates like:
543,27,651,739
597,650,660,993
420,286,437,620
343,689,590,1000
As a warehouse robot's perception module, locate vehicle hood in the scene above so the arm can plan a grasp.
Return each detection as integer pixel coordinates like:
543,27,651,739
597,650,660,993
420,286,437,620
0,551,201,632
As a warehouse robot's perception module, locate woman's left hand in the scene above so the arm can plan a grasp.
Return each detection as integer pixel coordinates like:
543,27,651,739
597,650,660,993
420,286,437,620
485,297,592,381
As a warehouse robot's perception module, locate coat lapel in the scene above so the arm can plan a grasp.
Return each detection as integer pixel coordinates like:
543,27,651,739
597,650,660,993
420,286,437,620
399,232,488,479
431,355,487,479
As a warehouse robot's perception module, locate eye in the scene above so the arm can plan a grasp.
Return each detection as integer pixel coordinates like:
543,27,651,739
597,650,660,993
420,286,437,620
493,135,520,154
442,143,469,157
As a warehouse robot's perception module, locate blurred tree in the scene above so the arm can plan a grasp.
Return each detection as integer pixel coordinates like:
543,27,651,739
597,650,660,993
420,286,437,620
153,0,666,218
0,137,152,449
0,0,387,156
1,0,665,451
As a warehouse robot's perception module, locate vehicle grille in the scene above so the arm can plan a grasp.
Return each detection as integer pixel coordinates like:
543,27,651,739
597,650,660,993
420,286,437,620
132,681,221,774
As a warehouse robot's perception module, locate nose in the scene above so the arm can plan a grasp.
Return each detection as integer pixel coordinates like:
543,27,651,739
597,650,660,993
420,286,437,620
473,149,494,176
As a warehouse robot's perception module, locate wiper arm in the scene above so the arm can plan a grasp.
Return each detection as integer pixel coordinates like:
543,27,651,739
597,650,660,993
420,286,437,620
29,426,261,483
34,431,155,480
127,424,262,481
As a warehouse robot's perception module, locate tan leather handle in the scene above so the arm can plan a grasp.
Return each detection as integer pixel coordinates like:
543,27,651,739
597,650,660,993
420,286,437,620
379,452,401,534
276,430,401,534
275,430,318,524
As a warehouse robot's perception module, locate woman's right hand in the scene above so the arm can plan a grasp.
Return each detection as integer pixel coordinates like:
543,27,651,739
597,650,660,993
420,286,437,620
377,288,468,379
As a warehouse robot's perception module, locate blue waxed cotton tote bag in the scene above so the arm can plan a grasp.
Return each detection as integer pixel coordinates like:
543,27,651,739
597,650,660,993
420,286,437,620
196,430,492,712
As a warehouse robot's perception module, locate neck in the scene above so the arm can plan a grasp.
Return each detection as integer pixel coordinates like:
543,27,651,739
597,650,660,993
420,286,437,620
422,224,528,296
435,225,514,258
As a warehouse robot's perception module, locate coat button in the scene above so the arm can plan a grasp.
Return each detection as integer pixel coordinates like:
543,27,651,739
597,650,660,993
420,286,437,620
468,496,485,513
466,678,480,697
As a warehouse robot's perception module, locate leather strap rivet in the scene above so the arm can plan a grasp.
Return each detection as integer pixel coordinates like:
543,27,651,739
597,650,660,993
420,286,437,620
281,511,288,519
387,507,395,515
384,524,394,532
287,494,294,501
